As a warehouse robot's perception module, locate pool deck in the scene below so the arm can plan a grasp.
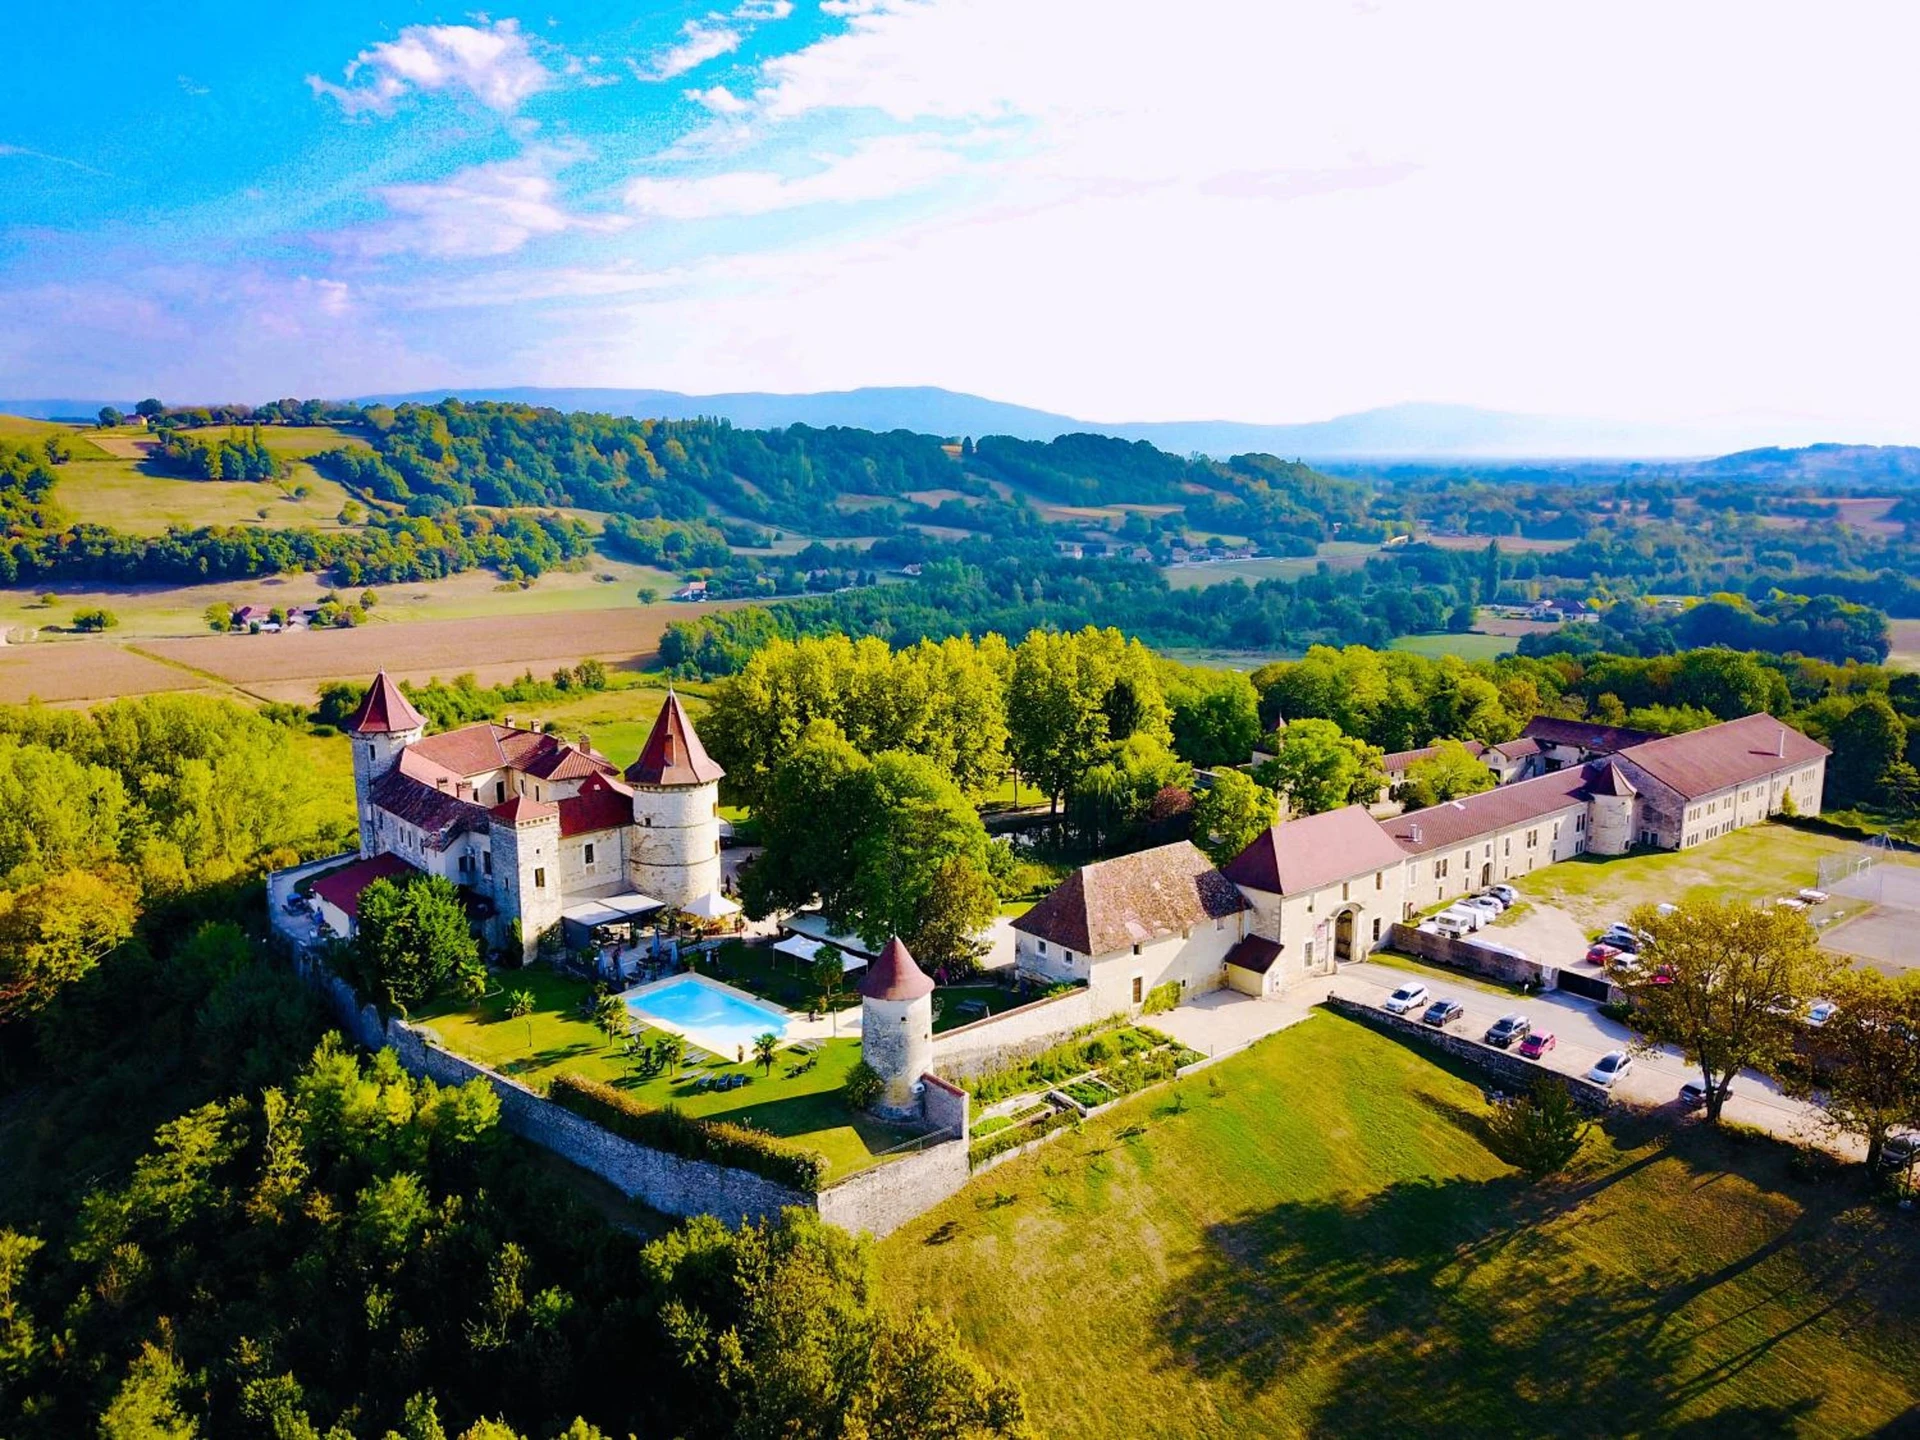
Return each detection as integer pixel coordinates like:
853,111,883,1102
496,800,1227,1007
621,970,862,1056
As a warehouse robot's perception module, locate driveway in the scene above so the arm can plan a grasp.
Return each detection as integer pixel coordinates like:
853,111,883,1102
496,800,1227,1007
1153,986,1318,1059
1329,959,1835,1147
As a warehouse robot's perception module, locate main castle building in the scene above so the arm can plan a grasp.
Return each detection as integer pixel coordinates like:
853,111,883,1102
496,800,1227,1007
343,672,726,959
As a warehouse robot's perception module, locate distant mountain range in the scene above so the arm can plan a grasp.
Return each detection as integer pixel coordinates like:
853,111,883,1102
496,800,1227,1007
4,385,1915,463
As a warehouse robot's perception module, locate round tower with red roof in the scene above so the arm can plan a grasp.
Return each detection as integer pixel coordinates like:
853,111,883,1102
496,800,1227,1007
346,670,426,856
858,937,936,1119
623,690,726,911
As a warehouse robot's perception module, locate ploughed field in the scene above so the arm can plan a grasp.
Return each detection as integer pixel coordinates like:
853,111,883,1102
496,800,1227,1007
878,1011,1920,1438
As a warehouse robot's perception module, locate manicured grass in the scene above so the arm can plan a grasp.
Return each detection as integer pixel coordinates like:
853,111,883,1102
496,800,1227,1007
931,984,1026,1033
1388,631,1516,662
1523,821,1920,931
1366,948,1525,998
413,965,917,1179
1159,541,1377,590
878,1010,1920,1437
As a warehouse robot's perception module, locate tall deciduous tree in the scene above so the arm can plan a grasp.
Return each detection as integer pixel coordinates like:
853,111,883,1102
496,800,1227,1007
349,874,484,1014
1785,968,1920,1170
1397,739,1498,809
1007,627,1169,813
738,723,872,922
849,752,995,960
1163,663,1262,768
1614,901,1836,1124
1254,718,1385,817
0,869,138,1021
1191,768,1277,866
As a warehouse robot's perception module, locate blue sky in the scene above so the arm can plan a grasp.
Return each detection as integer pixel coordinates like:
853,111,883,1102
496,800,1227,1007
4,2,1920,440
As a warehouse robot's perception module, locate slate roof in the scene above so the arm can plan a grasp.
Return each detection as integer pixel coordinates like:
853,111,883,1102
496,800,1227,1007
368,767,491,844
1220,806,1409,895
1583,758,1637,796
312,852,418,920
1224,935,1284,975
1016,841,1248,957
858,937,935,1001
1520,717,1657,754
346,671,425,735
625,691,726,786
1616,712,1827,800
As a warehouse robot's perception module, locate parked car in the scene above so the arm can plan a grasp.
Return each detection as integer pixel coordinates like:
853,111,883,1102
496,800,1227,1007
1383,983,1430,1015
1587,1051,1633,1087
1438,905,1486,932
1585,942,1622,966
1485,1014,1531,1048
1517,1030,1556,1060
1432,913,1474,940
1490,883,1519,906
1883,1131,1919,1170
1807,1000,1838,1026
1598,924,1646,951
1461,895,1504,918
1422,998,1465,1028
1679,1079,1708,1108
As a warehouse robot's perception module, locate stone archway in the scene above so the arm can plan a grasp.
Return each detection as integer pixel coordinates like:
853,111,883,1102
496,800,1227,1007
1334,907,1357,964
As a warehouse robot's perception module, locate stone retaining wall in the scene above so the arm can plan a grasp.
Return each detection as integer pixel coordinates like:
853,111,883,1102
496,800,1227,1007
1388,923,1549,988
1325,994,1614,1112
930,986,1104,1080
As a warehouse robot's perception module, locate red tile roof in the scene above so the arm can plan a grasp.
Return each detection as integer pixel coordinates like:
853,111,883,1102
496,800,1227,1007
1383,766,1595,854
1520,717,1657,754
490,794,559,824
1617,712,1827,800
1224,935,1284,975
408,723,615,783
1016,841,1248,956
625,691,725,786
312,852,417,920
558,773,635,837
1221,806,1409,895
1584,758,1636,796
345,671,425,735
858,937,935,1001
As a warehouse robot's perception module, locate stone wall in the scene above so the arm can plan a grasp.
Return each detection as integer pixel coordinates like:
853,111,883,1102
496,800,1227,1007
920,1072,969,1136
1388,923,1548,988
1325,995,1614,1112
930,985,1104,1080
816,1136,970,1239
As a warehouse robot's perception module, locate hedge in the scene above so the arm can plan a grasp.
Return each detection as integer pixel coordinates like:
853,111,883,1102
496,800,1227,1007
548,1072,829,1193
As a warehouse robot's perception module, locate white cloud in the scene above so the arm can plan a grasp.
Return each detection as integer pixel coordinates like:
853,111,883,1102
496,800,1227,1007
625,134,969,218
637,20,742,82
307,19,551,117
686,85,752,115
340,151,629,259
734,0,794,17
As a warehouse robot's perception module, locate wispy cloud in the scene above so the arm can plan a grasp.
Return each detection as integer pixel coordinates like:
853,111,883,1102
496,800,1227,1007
685,84,752,115
307,19,551,117
636,20,742,81
625,134,969,219
0,142,110,177
336,150,629,259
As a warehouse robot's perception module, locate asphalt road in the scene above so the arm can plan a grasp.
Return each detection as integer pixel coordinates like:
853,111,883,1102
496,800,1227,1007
1329,959,1833,1145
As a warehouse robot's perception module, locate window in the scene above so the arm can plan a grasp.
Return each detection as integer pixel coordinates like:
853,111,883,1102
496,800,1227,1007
1038,939,1048,955
1215,916,1225,931
1341,882,1350,901
533,867,546,889
1503,837,1511,856
365,742,374,762
1375,871,1384,890
1371,917,1382,943
483,852,492,875
1132,943,1142,956
495,781,506,804
583,842,596,866
1304,940,1315,966
1131,975,1144,1005
1526,828,1538,849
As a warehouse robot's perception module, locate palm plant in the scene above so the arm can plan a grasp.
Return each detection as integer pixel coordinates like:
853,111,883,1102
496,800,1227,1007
505,988,535,1050
593,993,628,1052
753,1031,780,1075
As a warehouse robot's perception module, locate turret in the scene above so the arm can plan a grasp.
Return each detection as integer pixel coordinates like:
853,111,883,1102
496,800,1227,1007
624,690,725,910
490,794,562,963
1583,759,1637,856
858,937,935,1120
346,670,425,856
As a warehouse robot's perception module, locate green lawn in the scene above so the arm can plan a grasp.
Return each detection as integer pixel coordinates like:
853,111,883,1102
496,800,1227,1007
1388,631,1517,662
1523,821,1919,931
1158,541,1377,591
878,1010,1920,1438
413,965,919,1179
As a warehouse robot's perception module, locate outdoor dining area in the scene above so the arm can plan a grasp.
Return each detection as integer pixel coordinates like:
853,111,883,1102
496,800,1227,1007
562,889,747,986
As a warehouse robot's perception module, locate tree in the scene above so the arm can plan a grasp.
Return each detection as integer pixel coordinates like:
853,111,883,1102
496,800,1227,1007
1484,1076,1592,1179
1190,768,1277,865
505,987,535,1050
135,398,165,419
0,869,138,1021
738,722,872,922
848,752,996,959
96,405,124,428
349,874,485,1014
1831,696,1907,805
1784,969,1920,1171
1614,901,1837,1124
656,1030,686,1077
1254,718,1384,816
1480,539,1502,604
1397,739,1498,809
41,434,71,466
637,586,660,605
1007,627,1168,812
203,602,234,632
811,944,847,1026
1164,664,1261,768
593,993,629,1051
844,1059,883,1111
71,607,119,631
754,1031,780,1074
906,856,998,976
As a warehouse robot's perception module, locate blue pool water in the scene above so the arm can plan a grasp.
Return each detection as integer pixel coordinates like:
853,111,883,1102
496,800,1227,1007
626,976,790,1053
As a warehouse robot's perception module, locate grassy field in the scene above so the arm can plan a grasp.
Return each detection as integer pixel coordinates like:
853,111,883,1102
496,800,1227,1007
878,1010,1920,1437
1520,821,1920,932
413,964,920,1180
1160,541,1376,591
1387,631,1517,662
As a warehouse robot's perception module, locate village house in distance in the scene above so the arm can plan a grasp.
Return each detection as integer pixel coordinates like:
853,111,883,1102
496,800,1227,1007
1015,711,1829,1006
319,672,729,959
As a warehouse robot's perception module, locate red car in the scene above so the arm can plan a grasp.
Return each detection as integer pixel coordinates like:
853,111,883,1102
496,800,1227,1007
1518,1031,1556,1060
1585,943,1621,966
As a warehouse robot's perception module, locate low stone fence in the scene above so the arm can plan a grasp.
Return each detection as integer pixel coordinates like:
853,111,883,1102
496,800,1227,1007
292,951,971,1238
1325,994,1614,1113
930,985,1105,1080
1388,923,1549,989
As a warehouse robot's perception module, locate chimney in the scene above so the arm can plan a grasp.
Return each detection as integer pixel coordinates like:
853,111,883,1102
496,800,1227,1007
1409,822,1423,844
1776,728,1786,758
436,777,448,791
503,714,512,729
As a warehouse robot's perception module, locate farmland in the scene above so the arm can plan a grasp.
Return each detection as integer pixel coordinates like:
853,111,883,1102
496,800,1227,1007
879,1011,1920,1438
1387,631,1516,662
1160,540,1377,590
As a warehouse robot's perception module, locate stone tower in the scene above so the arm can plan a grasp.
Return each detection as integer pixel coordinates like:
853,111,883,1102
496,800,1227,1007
490,795,563,963
623,690,725,910
858,937,935,1120
1583,759,1637,857
346,670,425,856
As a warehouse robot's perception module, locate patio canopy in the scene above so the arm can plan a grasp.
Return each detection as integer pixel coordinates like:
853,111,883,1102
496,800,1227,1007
779,912,879,960
774,934,864,971
560,892,666,928
681,891,741,920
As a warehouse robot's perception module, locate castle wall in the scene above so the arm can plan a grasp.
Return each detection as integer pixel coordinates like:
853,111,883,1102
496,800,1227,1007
492,814,564,961
863,992,933,1117
630,779,722,908
351,728,416,855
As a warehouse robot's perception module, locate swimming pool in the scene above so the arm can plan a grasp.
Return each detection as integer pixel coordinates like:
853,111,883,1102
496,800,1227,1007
625,974,790,1055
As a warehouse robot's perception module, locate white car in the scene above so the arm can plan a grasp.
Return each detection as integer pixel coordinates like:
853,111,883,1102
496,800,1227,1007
1587,1051,1633,1087
1460,895,1504,917
1438,905,1487,932
1383,983,1430,1015
1807,1000,1838,1027
1489,884,1519,906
